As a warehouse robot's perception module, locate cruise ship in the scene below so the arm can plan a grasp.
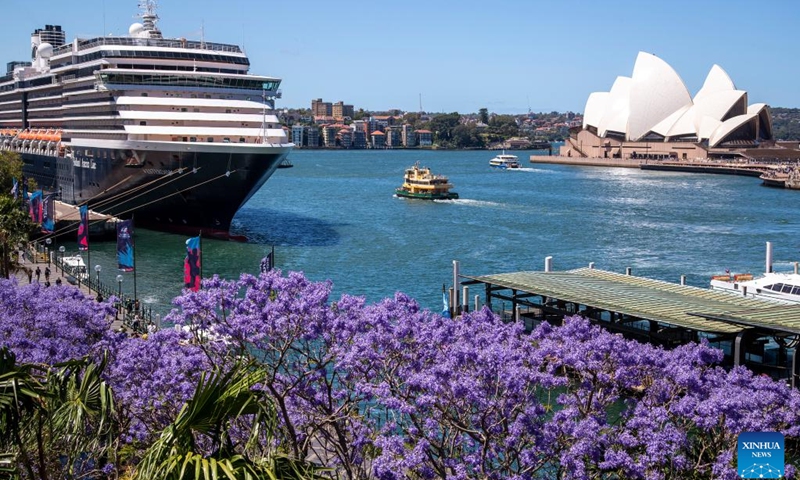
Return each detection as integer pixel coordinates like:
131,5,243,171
0,1,292,239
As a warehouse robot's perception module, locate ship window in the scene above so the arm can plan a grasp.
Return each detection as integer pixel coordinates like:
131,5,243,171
139,121,146,126
782,284,794,293
239,137,245,143
223,137,230,143
792,286,800,295
771,283,784,292
190,137,197,142
206,137,213,142
182,137,188,142
141,92,148,97
181,108,187,112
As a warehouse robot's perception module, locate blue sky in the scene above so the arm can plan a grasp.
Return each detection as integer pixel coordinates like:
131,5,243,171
2,0,799,114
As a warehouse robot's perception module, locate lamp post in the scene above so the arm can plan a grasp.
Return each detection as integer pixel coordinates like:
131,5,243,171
58,246,65,273
95,264,101,289
45,238,51,264
116,274,123,299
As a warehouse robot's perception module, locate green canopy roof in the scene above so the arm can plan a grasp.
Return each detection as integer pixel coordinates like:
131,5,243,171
464,267,800,334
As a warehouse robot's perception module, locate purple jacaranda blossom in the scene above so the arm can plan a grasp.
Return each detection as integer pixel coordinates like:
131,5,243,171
0,279,117,364
104,327,210,443
3,271,799,479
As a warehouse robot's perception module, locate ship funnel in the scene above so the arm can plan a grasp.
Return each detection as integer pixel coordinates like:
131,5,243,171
766,241,773,274
544,256,553,272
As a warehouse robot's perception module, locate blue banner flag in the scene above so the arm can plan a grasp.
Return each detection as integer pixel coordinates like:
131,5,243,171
28,190,43,224
116,219,135,272
41,193,56,233
184,236,201,291
78,205,89,251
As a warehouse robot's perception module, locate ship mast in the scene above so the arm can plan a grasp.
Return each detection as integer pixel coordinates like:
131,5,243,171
137,0,162,38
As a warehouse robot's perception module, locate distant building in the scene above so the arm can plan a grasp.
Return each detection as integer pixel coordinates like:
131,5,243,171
416,129,433,146
352,129,367,149
314,115,335,125
311,98,332,117
306,127,320,148
371,130,386,148
402,124,417,147
322,125,338,147
338,128,352,148
333,101,354,120
503,137,532,149
385,126,402,148
291,125,305,146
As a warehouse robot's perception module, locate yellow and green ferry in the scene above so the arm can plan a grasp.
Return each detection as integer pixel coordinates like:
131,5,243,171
395,162,459,200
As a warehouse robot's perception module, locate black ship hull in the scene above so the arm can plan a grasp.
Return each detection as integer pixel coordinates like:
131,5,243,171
21,145,289,239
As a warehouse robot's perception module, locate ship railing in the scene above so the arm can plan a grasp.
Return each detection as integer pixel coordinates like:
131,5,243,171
55,36,243,56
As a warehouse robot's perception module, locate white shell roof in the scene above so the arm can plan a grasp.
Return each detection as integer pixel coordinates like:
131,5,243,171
597,76,631,136
582,92,609,130
708,113,757,147
693,65,736,103
628,52,692,141
581,52,770,145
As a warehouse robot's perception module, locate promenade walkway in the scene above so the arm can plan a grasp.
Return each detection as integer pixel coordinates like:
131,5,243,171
11,245,157,334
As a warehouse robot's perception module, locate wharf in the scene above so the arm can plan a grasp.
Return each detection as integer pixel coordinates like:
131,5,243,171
529,155,641,168
456,262,800,387
53,200,119,238
529,155,794,185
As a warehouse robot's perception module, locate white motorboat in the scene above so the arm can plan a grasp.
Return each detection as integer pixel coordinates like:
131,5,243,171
710,242,800,304
61,254,88,282
489,152,520,169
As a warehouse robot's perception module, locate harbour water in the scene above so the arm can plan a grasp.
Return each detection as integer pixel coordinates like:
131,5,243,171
72,148,800,316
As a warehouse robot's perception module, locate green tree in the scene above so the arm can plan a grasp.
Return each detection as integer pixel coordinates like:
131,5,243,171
0,151,24,195
429,112,461,147
0,196,31,279
0,351,117,480
452,124,485,149
133,363,323,480
479,108,489,125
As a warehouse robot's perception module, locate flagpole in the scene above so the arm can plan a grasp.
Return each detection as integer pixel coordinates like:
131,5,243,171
199,230,203,283
132,214,137,302
271,244,275,270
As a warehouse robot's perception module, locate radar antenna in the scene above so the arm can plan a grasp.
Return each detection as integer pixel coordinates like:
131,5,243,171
137,0,163,38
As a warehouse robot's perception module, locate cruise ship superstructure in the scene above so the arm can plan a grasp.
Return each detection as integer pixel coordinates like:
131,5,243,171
0,1,292,237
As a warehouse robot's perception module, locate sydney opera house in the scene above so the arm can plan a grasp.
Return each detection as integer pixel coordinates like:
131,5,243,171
561,52,777,161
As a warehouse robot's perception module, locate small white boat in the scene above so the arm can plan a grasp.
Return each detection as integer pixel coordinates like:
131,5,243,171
710,271,800,304
709,242,800,304
61,254,89,282
489,151,520,169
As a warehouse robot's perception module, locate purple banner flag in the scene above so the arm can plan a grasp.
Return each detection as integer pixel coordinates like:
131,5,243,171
41,193,56,233
28,190,42,224
116,219,135,272
78,205,89,251
184,236,201,291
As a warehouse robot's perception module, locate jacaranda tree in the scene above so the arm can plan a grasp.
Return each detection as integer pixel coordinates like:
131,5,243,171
0,270,799,479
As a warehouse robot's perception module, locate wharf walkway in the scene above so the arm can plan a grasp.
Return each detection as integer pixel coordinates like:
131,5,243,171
12,244,158,335
459,263,800,388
